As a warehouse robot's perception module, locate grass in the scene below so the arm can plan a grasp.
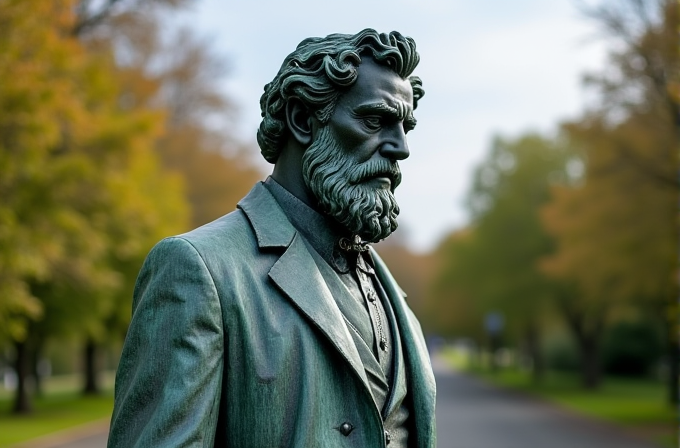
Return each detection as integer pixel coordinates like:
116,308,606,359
442,347,677,447
0,373,114,447
0,357,675,446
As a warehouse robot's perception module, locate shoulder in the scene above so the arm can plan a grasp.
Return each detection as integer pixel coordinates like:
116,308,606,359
141,209,258,278
176,208,254,255
134,208,261,303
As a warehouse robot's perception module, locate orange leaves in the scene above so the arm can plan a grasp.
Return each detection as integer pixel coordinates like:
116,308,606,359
0,0,190,343
540,118,676,307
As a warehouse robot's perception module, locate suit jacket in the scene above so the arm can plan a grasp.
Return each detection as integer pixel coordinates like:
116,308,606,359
108,182,436,448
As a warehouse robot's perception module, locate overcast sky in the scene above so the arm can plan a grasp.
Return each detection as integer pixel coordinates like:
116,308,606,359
181,0,608,252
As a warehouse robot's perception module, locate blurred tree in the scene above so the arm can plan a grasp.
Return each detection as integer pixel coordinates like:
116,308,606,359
541,119,675,389
431,133,572,382
0,0,188,411
68,1,263,392
0,0,113,410
82,141,187,394
87,9,264,228
374,235,435,323
72,0,187,37
542,0,678,396
602,319,663,377
425,229,485,341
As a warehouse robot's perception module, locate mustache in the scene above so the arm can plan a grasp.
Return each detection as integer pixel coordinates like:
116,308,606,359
347,158,401,187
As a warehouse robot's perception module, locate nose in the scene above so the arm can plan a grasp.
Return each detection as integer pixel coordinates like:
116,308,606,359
378,126,410,161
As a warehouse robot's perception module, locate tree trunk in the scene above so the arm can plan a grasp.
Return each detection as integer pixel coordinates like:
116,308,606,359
667,336,678,404
671,16,680,407
662,301,679,404
488,334,501,373
12,340,33,414
578,334,602,389
30,338,44,397
82,338,100,395
524,323,543,384
562,305,604,390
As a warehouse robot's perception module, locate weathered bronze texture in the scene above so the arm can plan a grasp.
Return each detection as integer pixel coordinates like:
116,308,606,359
108,29,436,448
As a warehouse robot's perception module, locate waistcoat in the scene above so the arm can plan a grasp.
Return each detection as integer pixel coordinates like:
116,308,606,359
310,247,411,447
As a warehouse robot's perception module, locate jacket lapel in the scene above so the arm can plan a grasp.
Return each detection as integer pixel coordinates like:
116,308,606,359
378,278,407,418
238,183,372,399
371,248,437,448
268,233,371,390
239,183,435,445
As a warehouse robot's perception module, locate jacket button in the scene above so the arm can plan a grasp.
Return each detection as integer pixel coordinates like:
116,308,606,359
337,422,354,436
385,429,391,445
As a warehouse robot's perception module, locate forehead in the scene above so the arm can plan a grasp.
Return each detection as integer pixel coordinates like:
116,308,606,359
337,57,414,111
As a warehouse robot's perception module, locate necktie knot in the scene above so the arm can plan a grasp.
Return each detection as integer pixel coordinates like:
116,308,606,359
338,235,370,253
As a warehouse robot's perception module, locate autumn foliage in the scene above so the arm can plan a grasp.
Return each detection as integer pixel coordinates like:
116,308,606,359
1,0,676,416
424,0,678,398
0,0,262,413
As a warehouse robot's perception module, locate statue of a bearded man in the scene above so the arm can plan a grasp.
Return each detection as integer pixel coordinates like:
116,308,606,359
108,29,436,448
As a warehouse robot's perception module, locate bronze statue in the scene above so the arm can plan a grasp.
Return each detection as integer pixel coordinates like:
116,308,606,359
108,29,436,447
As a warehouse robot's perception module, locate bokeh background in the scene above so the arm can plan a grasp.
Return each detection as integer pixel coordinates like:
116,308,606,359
0,0,677,446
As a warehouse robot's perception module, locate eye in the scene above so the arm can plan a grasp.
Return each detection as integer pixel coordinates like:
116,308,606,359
362,116,382,131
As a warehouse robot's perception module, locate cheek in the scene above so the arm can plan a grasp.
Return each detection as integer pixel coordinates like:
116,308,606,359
330,121,375,156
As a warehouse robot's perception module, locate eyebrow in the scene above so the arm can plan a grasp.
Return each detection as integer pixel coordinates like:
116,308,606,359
354,102,418,129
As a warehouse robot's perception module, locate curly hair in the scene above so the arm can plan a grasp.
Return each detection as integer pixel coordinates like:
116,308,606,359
257,29,424,164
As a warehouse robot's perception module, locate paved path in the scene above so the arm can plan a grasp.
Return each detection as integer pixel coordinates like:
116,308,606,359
42,433,105,448
20,356,664,448
431,354,663,448
10,421,108,448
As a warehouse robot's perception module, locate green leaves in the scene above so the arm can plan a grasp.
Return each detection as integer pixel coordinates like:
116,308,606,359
431,133,571,341
0,0,189,344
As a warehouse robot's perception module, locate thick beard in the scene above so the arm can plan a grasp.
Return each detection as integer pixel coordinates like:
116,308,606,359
302,126,402,243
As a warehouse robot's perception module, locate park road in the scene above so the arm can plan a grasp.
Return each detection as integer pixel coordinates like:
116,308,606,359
23,354,665,448
431,353,664,448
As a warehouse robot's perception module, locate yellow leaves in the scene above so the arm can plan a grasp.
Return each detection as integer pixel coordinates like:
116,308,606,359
667,76,680,105
105,144,188,260
0,277,42,342
156,125,261,228
0,0,191,343
0,2,91,169
0,0,258,346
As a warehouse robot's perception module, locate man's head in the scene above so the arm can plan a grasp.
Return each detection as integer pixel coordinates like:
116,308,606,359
258,29,424,242
258,29,423,163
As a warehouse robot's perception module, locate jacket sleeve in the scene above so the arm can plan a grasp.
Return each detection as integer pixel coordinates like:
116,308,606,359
108,237,224,448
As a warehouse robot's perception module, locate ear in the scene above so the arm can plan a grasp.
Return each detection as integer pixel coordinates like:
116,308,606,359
285,99,313,147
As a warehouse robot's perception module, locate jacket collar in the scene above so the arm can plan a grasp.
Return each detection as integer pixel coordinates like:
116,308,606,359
237,182,375,402
372,248,437,448
262,177,357,273
237,181,296,249
238,183,436,442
